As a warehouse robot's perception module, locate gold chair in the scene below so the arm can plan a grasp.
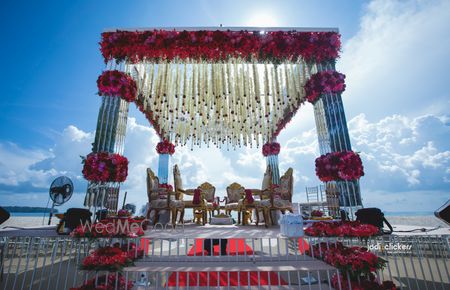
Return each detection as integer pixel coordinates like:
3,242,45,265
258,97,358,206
254,168,294,226
173,164,205,224
146,168,183,226
198,182,218,223
225,182,245,225
249,166,273,227
270,168,294,224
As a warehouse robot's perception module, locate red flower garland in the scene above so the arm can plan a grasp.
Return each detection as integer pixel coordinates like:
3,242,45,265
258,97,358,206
97,70,137,102
82,152,128,182
244,189,254,204
315,151,364,182
80,246,134,272
100,30,340,64
80,244,143,272
307,242,396,289
310,210,324,217
304,221,380,238
159,183,173,192
331,273,397,290
305,70,346,103
307,242,386,278
134,99,163,138
192,189,201,205
70,273,134,290
156,140,175,155
117,209,130,217
262,142,281,156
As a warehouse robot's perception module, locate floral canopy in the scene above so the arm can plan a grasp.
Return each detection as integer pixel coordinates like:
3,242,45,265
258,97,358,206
100,28,341,149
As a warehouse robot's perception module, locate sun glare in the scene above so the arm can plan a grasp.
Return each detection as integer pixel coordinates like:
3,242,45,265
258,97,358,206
246,11,279,27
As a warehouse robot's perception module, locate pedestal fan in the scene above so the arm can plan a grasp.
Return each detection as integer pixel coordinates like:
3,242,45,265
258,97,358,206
47,176,73,225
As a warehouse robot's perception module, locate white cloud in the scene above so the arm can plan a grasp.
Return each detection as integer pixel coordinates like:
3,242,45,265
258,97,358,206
338,0,450,120
2,0,450,214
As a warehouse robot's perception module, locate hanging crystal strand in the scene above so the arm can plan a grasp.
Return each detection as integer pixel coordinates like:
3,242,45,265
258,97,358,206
182,61,188,121
238,59,244,147
291,62,300,101
266,66,274,127
206,63,212,116
168,61,175,134
289,62,297,109
247,64,254,146
190,61,197,122
284,63,297,111
220,62,226,116
222,62,228,110
182,64,195,147
302,59,309,95
147,63,155,110
175,61,180,112
197,61,202,144
227,62,233,149
165,62,172,132
252,62,259,142
190,64,197,139
266,66,276,140
148,63,155,100
220,63,226,144
233,59,240,149
208,62,213,133
283,63,290,110
242,63,247,148
216,63,225,147
154,63,163,121
160,62,166,117
289,62,298,108
164,62,173,135
159,62,166,129
259,63,270,134
301,59,308,100
137,64,147,109
214,64,220,133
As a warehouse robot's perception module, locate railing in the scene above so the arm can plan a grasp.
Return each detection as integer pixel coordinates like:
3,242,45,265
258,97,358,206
1,235,449,289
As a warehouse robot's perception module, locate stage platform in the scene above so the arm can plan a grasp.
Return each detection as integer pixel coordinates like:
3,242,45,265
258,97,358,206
0,222,448,238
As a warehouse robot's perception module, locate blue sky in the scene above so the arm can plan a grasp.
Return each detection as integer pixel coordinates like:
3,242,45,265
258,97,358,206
1,0,449,214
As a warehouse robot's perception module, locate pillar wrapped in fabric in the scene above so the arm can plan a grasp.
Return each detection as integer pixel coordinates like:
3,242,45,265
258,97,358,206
85,69,132,213
312,61,362,207
158,153,170,184
262,142,281,184
267,154,280,185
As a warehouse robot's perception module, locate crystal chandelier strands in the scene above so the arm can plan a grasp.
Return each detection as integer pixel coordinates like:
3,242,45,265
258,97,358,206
131,58,311,149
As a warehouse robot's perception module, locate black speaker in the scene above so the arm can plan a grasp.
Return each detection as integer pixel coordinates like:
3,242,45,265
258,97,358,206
435,200,450,225
355,207,393,234
0,207,10,225
64,208,92,230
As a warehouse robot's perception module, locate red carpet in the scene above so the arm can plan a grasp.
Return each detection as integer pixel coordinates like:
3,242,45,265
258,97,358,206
167,238,287,287
298,238,309,254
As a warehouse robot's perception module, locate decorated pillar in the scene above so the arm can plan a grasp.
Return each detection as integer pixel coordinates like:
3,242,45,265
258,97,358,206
309,61,363,208
262,142,281,184
83,69,136,212
156,140,175,184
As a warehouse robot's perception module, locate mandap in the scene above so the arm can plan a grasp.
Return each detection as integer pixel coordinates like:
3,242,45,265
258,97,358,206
81,27,364,217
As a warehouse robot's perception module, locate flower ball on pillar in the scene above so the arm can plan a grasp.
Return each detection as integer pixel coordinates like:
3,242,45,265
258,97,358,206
262,142,281,184
82,152,129,183
315,151,364,182
156,140,175,184
305,70,346,104
97,70,137,102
